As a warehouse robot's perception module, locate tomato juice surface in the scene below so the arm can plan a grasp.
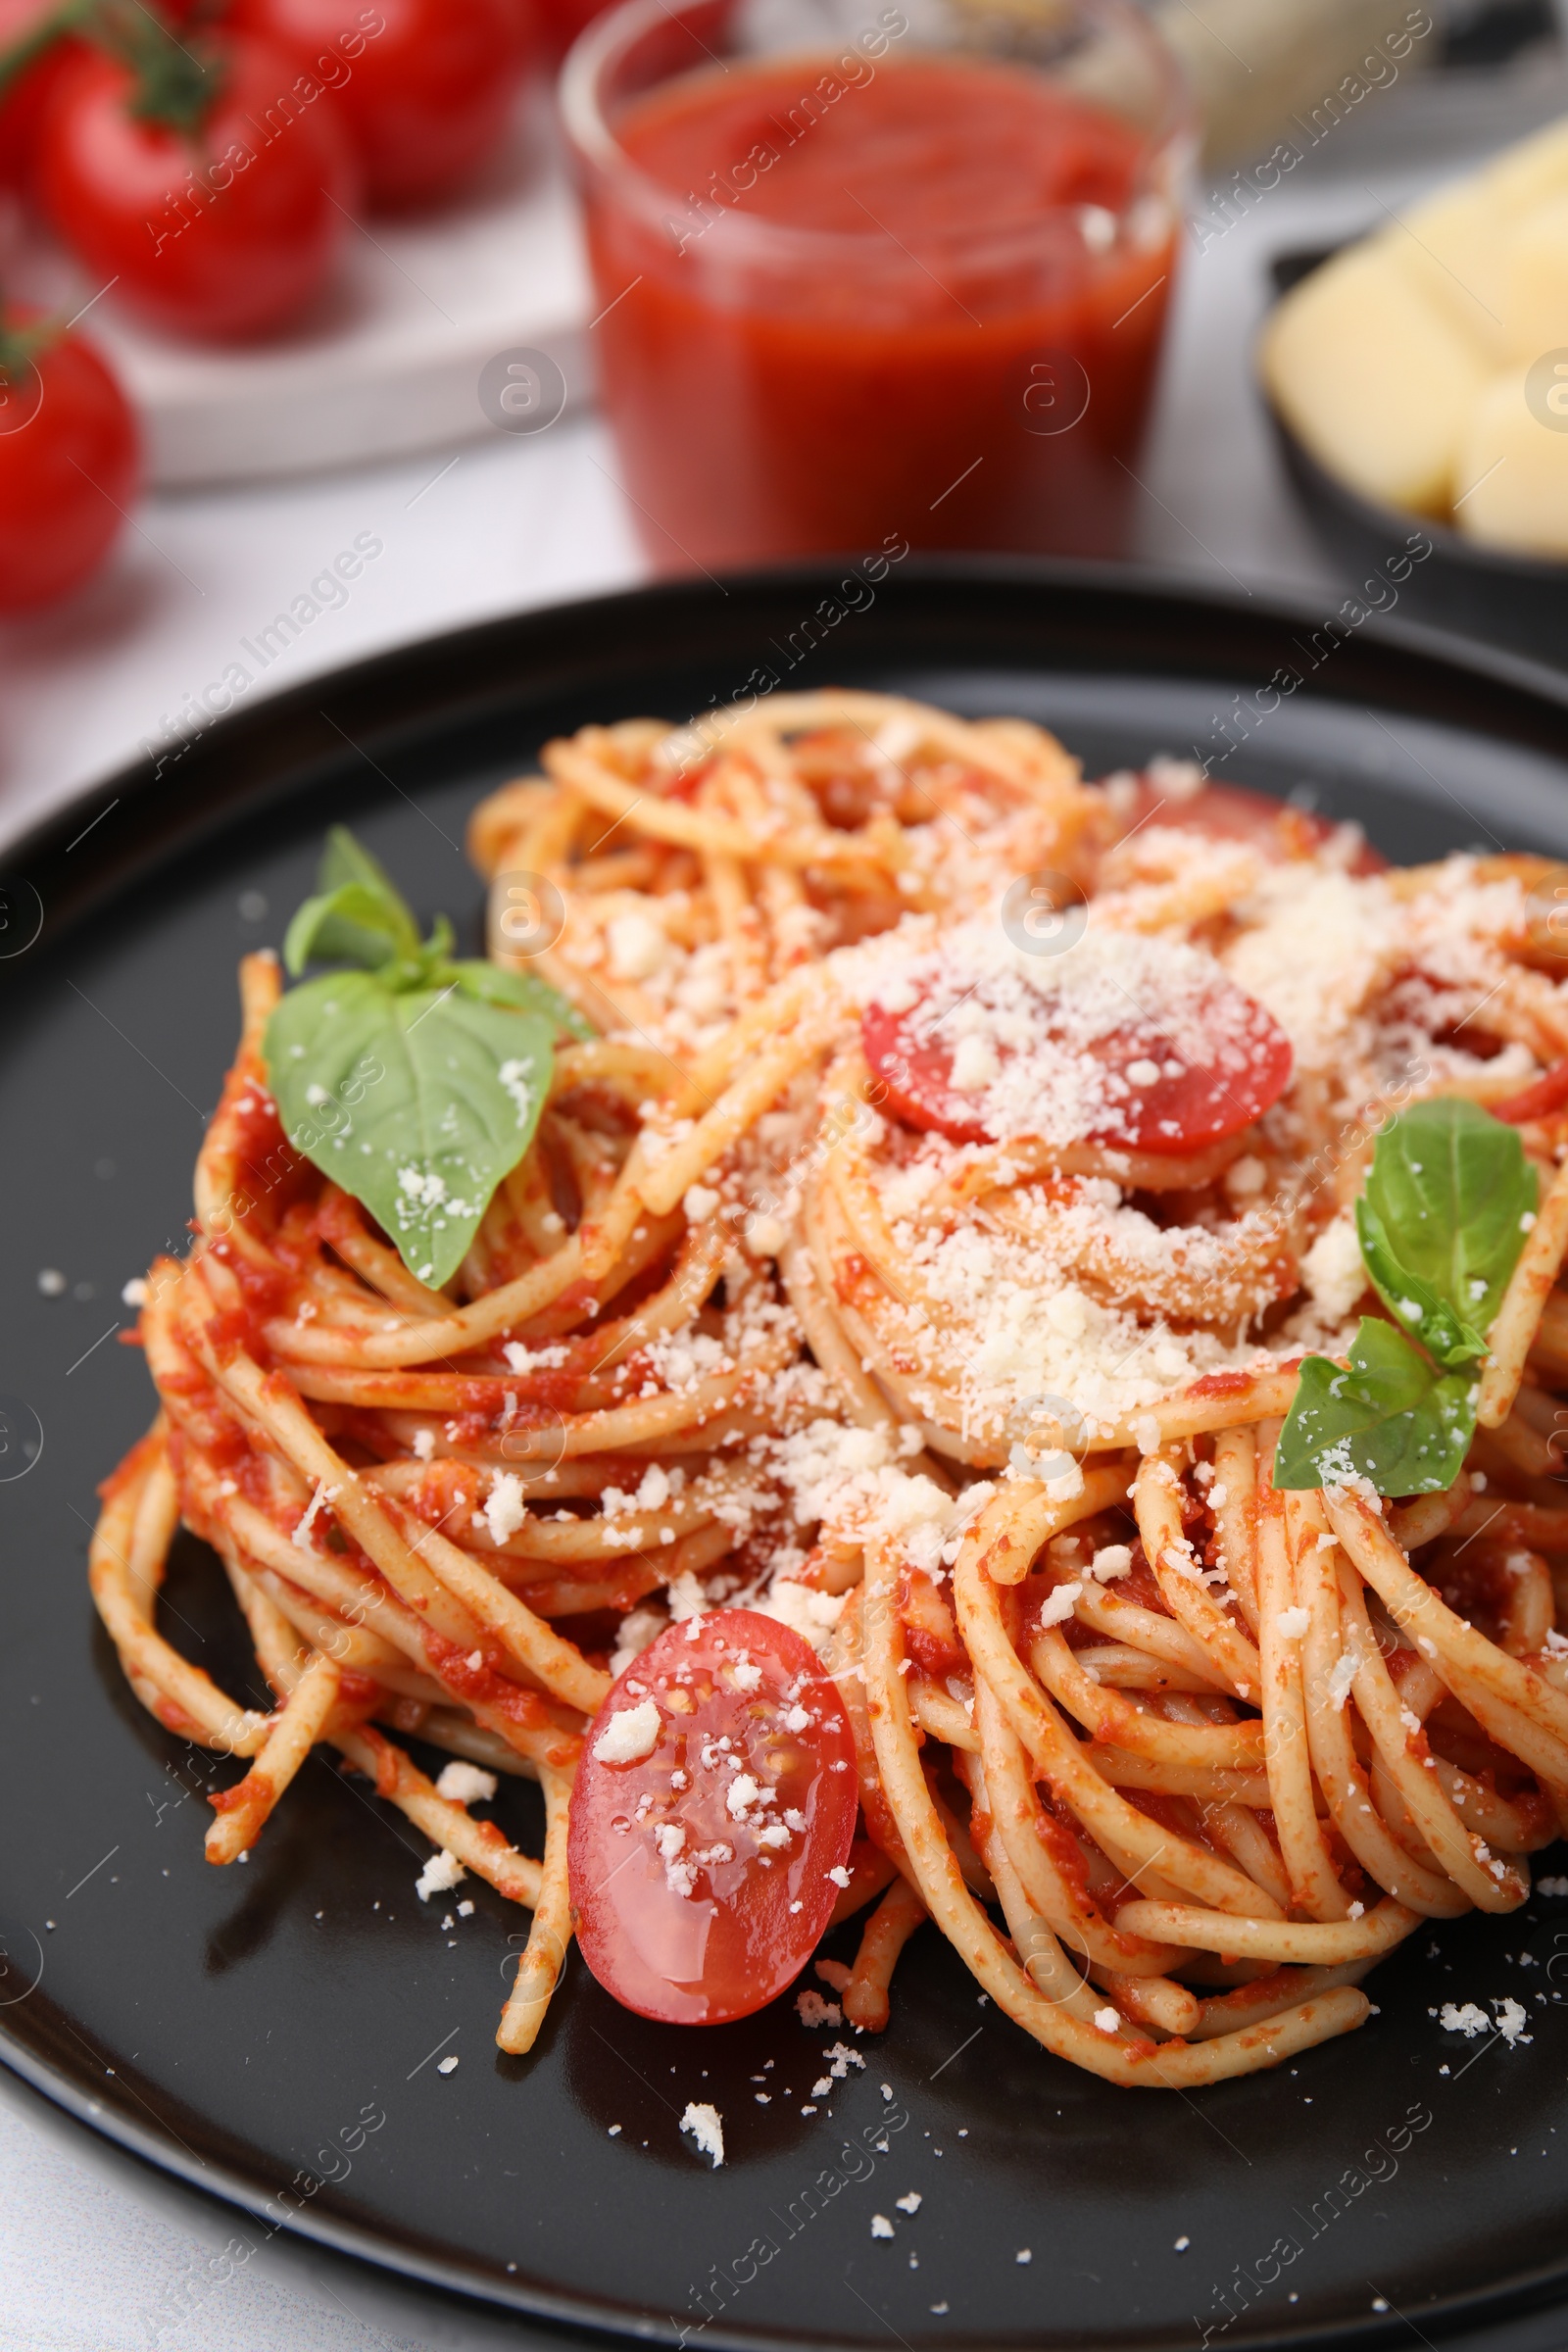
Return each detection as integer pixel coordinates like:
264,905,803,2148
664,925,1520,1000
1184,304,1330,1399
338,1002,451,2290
580,43,1180,567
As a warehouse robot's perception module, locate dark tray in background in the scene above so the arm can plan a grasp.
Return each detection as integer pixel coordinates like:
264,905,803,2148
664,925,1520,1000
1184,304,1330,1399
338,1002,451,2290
1264,246,1568,669
4,563,1568,2352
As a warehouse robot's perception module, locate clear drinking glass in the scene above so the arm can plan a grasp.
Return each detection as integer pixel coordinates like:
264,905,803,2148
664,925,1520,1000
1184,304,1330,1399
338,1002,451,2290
563,0,1192,572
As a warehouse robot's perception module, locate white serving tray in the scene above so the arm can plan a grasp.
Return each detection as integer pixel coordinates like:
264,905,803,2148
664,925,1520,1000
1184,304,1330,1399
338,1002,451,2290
1,89,591,489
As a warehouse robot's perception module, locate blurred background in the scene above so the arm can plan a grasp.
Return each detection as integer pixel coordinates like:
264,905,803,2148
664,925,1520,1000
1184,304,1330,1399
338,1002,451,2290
4,0,1568,859
4,0,1568,2339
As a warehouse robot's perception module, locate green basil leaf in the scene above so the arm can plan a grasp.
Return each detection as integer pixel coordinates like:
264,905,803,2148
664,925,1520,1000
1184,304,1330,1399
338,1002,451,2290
1358,1099,1536,1361
318,824,406,906
1273,1316,1477,1496
450,958,596,1041
264,976,555,1288
1354,1193,1486,1369
282,880,419,979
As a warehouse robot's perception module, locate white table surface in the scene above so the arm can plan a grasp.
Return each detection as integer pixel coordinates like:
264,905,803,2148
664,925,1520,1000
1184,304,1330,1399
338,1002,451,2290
4,47,1567,2350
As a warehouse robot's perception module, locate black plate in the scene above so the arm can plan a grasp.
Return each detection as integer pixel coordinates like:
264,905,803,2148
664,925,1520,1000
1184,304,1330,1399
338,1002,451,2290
1262,246,1568,670
7,562,1568,2352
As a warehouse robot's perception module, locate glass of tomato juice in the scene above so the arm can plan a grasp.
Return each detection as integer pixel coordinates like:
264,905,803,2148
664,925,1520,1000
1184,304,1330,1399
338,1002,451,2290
562,0,1191,572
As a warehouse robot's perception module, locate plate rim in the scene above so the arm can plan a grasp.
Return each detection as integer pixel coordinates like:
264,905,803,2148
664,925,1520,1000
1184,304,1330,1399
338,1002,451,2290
12,554,1568,882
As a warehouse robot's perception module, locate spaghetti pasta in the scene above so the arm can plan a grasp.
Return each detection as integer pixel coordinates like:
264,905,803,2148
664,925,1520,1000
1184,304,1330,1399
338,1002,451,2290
91,688,1568,2087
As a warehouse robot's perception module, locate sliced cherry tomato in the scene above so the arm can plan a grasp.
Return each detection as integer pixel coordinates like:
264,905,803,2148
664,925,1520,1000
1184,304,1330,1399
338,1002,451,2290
0,306,139,613
228,0,534,210
863,953,1294,1156
1492,1057,1568,1125
37,32,354,340
1110,777,1388,876
568,1608,858,2025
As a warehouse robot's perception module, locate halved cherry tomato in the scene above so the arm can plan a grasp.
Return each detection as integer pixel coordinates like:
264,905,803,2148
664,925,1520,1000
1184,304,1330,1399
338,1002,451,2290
568,1608,858,2025
1110,777,1388,876
1492,1057,1568,1125
862,964,1294,1155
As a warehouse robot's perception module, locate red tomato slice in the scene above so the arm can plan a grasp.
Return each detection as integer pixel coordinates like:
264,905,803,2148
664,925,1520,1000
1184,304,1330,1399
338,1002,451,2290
568,1608,858,2025
1491,1057,1568,1125
863,964,1293,1156
1110,777,1388,875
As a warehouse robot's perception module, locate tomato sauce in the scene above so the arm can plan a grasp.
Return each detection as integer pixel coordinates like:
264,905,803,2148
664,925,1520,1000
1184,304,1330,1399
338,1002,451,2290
583,53,1179,568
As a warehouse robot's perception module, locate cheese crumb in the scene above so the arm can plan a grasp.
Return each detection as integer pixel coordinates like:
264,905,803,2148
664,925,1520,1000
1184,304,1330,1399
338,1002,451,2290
1275,1606,1310,1640
680,2102,725,2165
796,1989,842,2028
593,1699,661,1764
1439,2001,1490,2036
1299,1215,1367,1323
484,1470,527,1546
416,1849,466,1902
1038,1579,1082,1628
870,2216,896,2239
1495,1997,1533,2046
609,909,668,980
434,1762,497,1804
950,1034,1000,1094
755,1578,846,1650
436,2055,459,2076
896,2191,922,2214
1093,2006,1120,2034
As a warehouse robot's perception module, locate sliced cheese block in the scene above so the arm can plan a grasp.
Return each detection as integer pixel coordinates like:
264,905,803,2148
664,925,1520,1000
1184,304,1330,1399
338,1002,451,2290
1496,192,1568,365
1395,119,1568,365
1479,114,1568,220
1393,179,1513,366
1260,241,1489,514
1452,368,1568,557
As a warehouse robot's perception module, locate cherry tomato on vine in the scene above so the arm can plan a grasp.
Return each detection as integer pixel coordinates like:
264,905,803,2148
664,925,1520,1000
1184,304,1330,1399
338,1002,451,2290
0,0,83,193
861,968,1294,1155
531,0,606,64
37,25,355,339
569,1609,858,2025
227,0,535,210
0,305,139,612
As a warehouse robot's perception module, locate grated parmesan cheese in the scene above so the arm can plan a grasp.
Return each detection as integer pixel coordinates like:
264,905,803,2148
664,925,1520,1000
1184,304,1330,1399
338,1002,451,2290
483,1471,527,1546
679,2102,725,2165
416,1849,466,1901
593,1700,661,1765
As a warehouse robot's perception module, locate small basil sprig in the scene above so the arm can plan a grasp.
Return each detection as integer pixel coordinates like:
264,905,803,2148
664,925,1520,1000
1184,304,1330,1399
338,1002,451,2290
1274,1317,1478,1494
264,829,592,1290
1275,1099,1536,1496
1354,1098,1536,1367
